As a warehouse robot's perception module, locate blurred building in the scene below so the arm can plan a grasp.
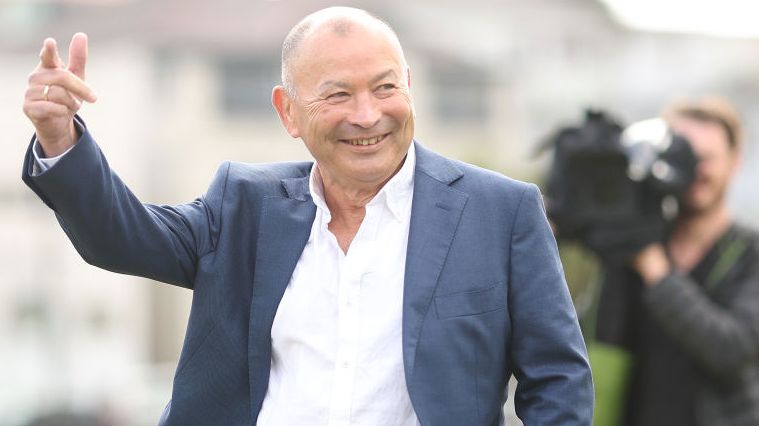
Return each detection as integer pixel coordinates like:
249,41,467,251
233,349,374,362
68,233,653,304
1,0,758,424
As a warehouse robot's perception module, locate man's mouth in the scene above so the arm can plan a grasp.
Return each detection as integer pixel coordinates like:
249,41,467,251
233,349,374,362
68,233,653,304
343,133,389,146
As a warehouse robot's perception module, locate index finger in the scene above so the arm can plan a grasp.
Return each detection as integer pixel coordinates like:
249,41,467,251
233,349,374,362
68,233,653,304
39,38,64,69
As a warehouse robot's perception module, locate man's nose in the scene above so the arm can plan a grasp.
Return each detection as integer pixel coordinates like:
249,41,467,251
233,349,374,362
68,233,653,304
348,92,381,129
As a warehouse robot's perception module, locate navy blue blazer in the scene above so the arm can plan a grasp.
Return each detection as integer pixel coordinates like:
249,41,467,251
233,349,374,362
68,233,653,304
23,128,593,425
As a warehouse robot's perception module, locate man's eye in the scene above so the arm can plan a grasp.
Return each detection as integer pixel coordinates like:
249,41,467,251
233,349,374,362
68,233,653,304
375,84,397,98
327,92,349,100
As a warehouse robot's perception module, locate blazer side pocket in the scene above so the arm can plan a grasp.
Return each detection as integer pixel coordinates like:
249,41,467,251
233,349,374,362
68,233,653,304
435,283,506,319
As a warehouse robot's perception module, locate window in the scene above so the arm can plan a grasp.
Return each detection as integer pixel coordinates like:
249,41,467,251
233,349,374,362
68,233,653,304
430,61,492,124
218,55,280,115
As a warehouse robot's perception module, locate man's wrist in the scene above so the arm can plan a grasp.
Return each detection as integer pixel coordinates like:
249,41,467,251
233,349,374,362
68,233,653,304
32,118,84,175
38,121,80,158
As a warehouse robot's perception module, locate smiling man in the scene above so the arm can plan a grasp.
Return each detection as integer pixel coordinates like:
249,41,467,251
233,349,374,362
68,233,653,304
21,7,592,426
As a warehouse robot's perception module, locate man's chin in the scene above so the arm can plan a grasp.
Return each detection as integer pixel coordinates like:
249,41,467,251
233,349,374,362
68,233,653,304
680,194,724,218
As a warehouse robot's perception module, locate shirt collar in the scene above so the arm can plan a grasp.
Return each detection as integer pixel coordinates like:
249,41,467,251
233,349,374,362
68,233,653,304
309,142,416,223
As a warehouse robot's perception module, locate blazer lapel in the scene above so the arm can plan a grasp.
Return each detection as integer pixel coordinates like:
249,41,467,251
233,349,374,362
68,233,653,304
248,174,316,418
403,142,468,383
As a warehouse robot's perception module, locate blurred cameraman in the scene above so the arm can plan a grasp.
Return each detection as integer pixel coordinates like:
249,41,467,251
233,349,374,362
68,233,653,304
596,98,759,425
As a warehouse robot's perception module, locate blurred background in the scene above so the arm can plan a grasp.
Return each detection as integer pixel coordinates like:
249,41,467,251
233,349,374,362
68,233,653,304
1,0,758,424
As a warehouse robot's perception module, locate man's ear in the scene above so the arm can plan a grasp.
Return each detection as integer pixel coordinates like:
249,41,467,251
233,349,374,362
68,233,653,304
272,85,300,138
405,67,416,117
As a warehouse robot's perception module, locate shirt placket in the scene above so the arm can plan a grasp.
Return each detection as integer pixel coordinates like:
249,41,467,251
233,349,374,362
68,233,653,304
327,206,378,426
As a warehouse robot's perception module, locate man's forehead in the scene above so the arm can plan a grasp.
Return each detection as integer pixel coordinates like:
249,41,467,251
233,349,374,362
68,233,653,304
300,8,387,37
671,117,734,155
302,17,397,52
671,116,727,137
281,7,407,96
294,22,405,76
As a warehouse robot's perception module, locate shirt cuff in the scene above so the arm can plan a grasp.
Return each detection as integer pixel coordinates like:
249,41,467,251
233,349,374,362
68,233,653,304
31,120,84,176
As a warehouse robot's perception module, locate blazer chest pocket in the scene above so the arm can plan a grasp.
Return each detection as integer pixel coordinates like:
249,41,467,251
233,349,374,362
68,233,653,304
434,283,506,319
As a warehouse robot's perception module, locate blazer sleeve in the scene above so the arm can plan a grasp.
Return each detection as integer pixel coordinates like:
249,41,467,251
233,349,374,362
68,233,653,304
508,184,594,425
21,124,228,289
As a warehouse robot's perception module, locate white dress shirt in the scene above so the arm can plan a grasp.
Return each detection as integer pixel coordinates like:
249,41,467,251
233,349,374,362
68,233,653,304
257,144,419,426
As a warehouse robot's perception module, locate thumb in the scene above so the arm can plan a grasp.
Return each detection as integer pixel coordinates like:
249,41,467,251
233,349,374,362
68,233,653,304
67,32,88,80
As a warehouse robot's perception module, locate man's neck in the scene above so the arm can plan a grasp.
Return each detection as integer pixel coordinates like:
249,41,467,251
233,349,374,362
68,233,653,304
668,203,732,271
318,169,391,254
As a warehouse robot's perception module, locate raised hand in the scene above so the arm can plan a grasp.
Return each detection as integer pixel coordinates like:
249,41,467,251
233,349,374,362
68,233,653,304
23,33,98,157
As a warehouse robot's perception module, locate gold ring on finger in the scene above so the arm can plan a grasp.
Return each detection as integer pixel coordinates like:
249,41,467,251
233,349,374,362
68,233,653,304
43,84,51,102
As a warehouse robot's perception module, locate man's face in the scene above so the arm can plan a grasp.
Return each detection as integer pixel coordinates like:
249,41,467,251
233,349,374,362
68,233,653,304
276,23,415,188
670,116,740,215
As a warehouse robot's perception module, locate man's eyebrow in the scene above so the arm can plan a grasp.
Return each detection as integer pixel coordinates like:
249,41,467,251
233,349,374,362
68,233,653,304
317,80,351,92
371,69,399,84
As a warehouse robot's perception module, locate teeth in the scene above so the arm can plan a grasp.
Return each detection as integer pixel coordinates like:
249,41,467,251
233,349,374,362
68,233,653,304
348,136,383,146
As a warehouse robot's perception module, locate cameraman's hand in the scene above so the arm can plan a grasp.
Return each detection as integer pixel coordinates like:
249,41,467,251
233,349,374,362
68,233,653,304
631,244,671,287
23,33,97,157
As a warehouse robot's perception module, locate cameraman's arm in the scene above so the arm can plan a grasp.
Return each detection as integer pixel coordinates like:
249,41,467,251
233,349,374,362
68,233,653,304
633,244,759,384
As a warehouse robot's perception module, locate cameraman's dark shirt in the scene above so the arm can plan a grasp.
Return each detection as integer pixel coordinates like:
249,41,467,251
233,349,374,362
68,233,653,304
627,272,701,426
596,224,759,426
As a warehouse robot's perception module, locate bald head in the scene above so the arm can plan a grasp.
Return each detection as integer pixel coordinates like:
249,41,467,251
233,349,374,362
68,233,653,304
280,7,406,98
